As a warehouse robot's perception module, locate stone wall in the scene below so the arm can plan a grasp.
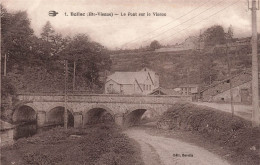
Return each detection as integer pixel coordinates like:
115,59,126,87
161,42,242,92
17,94,192,104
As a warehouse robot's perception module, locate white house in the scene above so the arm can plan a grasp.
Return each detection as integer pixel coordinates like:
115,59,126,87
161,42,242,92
105,68,159,95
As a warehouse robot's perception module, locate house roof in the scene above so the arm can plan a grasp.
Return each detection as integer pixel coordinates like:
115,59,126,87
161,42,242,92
0,120,15,131
107,70,152,85
149,87,180,95
200,71,252,93
179,84,199,88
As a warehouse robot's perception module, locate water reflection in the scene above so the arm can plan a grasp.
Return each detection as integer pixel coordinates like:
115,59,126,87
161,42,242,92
14,122,63,140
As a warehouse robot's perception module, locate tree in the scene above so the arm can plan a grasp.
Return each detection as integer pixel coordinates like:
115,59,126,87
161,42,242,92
61,34,111,90
150,40,161,50
41,21,55,42
1,6,34,71
202,25,226,46
226,25,234,41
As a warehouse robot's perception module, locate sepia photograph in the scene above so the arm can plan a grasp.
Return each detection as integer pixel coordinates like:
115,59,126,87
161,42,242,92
0,0,260,164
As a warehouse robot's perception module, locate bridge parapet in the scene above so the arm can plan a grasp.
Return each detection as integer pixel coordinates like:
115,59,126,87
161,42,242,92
17,93,192,104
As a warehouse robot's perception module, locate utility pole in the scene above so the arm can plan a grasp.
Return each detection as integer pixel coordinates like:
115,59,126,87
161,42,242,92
4,53,6,76
73,61,76,91
249,0,260,126
226,44,235,117
64,60,68,129
199,29,202,52
0,54,1,113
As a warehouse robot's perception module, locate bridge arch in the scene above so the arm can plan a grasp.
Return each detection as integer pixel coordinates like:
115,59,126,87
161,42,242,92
124,105,158,127
47,103,74,113
13,104,37,124
84,104,115,125
46,106,74,127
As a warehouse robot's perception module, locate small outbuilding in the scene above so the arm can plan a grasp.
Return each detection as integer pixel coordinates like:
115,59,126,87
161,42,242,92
149,87,181,95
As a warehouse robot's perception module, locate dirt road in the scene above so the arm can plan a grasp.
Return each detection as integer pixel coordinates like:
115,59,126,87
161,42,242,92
125,128,230,165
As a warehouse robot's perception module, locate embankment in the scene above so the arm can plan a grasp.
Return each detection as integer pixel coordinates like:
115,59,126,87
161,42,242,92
1,123,144,165
157,102,260,165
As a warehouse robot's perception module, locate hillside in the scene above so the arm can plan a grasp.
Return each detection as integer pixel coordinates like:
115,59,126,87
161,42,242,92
109,47,252,89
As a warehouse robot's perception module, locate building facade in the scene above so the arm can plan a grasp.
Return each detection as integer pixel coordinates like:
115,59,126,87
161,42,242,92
200,72,254,103
105,68,159,95
179,84,200,95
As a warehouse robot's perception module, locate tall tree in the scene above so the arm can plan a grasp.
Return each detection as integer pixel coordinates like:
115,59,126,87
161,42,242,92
41,21,55,42
202,25,226,46
1,5,34,71
226,25,234,40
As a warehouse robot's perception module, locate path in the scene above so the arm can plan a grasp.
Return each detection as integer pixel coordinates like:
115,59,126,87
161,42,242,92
125,128,230,165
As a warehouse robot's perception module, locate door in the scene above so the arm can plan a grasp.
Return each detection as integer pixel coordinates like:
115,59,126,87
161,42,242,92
240,89,250,103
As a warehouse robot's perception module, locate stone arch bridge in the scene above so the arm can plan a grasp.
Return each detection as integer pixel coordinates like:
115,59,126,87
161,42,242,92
15,93,192,128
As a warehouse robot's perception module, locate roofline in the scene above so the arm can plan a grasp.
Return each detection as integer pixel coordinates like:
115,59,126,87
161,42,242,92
211,79,252,97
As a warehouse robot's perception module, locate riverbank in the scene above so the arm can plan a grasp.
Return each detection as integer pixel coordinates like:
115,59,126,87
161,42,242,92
1,123,144,165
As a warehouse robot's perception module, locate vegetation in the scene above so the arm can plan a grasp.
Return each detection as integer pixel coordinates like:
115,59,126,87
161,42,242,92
202,25,226,46
1,5,112,120
110,24,256,88
1,5,111,94
149,40,161,50
157,102,260,165
1,124,144,165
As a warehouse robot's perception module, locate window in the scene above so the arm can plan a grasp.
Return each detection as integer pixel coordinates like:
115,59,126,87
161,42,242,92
149,85,151,90
120,85,123,93
109,84,113,89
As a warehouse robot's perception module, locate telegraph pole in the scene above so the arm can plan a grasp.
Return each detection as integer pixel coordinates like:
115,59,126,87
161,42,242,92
64,60,68,129
73,61,76,91
250,0,260,126
0,32,1,112
4,53,6,76
226,44,235,117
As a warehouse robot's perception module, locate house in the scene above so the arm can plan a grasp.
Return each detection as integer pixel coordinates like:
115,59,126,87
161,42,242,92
155,36,204,52
0,120,15,147
179,84,200,95
200,72,258,103
105,68,159,95
149,87,181,95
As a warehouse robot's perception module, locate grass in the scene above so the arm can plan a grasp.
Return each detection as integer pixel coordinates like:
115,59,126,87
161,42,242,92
1,123,144,165
157,102,260,165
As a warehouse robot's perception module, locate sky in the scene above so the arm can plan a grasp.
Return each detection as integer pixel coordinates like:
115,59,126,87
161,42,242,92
2,0,259,49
